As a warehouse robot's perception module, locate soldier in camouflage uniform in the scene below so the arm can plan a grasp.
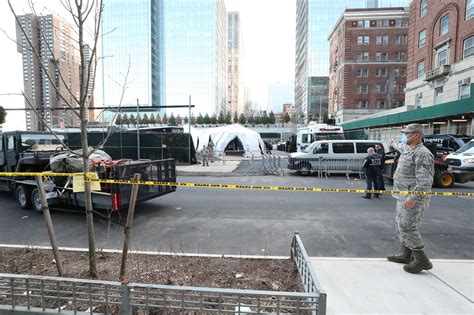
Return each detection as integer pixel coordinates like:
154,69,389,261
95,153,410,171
387,123,435,274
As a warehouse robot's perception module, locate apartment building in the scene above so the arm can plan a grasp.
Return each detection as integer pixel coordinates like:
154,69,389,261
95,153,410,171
328,7,410,125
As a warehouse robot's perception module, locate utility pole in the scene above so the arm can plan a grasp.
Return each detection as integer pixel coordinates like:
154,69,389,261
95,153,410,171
188,95,192,165
136,98,140,159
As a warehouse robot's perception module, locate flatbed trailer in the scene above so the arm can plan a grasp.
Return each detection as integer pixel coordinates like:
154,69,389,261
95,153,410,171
0,131,176,212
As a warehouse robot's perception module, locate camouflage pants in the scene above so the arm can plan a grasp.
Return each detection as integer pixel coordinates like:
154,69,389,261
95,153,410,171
395,200,427,250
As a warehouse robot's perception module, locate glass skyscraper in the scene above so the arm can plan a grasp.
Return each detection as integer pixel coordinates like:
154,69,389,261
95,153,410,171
102,0,227,119
295,0,410,123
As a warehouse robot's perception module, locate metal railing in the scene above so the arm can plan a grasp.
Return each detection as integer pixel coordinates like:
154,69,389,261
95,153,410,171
287,157,366,179
0,234,325,314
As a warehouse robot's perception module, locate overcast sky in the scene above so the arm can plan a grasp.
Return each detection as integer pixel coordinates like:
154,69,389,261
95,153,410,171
0,0,295,130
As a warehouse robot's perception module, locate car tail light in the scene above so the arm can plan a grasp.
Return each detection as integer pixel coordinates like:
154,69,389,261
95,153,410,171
112,192,121,211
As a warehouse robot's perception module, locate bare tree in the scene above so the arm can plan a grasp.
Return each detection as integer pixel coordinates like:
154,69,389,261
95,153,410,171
9,0,106,278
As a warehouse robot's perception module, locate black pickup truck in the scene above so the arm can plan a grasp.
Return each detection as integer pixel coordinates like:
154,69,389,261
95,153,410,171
0,131,176,212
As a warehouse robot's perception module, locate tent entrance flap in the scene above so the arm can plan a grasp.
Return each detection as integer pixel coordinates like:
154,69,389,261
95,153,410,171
224,136,244,156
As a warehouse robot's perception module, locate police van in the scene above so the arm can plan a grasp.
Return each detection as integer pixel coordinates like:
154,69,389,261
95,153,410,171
423,134,472,157
287,140,386,176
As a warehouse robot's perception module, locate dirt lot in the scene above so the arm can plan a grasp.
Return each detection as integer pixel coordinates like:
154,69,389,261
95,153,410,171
0,247,303,292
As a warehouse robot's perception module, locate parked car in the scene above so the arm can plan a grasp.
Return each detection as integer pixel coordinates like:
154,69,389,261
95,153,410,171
444,140,474,183
287,140,386,176
423,134,473,157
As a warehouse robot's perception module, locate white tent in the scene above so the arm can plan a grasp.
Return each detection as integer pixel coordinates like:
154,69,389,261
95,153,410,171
188,124,266,157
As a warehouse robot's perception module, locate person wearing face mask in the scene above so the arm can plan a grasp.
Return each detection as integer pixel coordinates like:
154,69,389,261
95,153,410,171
387,123,435,274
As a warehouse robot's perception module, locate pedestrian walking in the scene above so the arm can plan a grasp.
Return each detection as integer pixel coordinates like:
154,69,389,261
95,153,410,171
387,123,435,274
201,145,210,167
362,147,382,199
374,144,386,190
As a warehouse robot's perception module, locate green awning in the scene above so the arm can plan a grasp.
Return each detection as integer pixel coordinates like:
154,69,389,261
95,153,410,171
342,84,474,130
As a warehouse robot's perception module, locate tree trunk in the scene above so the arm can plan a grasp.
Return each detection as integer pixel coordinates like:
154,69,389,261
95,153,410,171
77,4,98,279
35,176,64,276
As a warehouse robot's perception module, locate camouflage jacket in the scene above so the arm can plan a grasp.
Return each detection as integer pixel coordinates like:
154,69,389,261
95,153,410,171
393,142,434,202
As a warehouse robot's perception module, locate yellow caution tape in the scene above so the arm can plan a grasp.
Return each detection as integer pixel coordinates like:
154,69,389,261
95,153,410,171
87,178,473,197
0,172,87,177
0,172,472,197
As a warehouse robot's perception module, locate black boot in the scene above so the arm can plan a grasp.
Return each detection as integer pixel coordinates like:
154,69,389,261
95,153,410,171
362,194,371,199
387,245,412,264
404,249,433,273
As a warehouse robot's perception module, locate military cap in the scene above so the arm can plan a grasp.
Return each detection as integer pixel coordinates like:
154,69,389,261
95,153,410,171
401,123,424,134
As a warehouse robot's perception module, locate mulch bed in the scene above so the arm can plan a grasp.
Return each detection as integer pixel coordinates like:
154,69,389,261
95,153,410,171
0,247,303,292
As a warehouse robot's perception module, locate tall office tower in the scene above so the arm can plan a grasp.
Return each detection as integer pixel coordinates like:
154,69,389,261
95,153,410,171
328,7,409,124
228,12,245,116
102,0,227,119
267,81,295,114
295,0,410,124
16,14,81,131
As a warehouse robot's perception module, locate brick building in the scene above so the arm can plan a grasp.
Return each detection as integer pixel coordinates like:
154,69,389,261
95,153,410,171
404,0,474,134
328,7,410,125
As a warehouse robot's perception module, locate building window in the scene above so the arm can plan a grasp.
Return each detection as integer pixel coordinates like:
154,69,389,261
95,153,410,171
395,52,407,61
418,29,426,47
395,35,407,44
356,101,368,108
358,36,370,45
377,100,386,108
420,0,428,17
438,49,448,66
459,82,471,99
356,52,369,61
375,84,387,93
417,60,425,78
357,68,369,77
440,15,449,35
356,84,369,94
376,52,388,61
467,0,474,19
416,93,423,108
358,20,370,28
379,68,387,77
376,35,388,44
464,36,474,58
401,68,406,77
435,86,444,104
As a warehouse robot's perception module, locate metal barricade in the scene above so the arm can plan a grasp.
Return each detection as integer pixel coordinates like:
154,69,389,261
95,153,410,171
0,233,325,314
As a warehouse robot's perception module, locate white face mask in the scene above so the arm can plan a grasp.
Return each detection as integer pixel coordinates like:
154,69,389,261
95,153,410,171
400,134,408,144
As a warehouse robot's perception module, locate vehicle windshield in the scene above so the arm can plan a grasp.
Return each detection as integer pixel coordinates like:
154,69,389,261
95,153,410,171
21,134,65,148
456,141,474,153
303,142,319,153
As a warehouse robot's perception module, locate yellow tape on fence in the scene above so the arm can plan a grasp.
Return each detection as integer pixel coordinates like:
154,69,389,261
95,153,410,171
0,172,472,197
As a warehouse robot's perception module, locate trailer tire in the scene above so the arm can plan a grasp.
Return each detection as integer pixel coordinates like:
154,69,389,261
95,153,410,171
31,188,43,212
16,185,32,209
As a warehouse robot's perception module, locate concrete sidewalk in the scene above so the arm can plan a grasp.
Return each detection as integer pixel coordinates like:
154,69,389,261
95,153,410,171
176,160,241,176
310,257,474,314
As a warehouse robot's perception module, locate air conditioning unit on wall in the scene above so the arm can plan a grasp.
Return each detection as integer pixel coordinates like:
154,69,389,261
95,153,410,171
458,78,471,85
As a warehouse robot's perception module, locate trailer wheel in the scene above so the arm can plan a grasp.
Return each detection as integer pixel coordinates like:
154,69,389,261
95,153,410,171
16,185,32,209
434,170,454,188
31,188,43,212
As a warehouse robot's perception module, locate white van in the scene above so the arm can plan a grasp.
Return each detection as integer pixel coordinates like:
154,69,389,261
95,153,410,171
444,140,474,183
287,140,386,176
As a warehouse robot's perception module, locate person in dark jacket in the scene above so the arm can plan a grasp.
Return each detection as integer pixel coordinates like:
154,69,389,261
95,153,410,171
374,144,386,190
362,147,382,199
